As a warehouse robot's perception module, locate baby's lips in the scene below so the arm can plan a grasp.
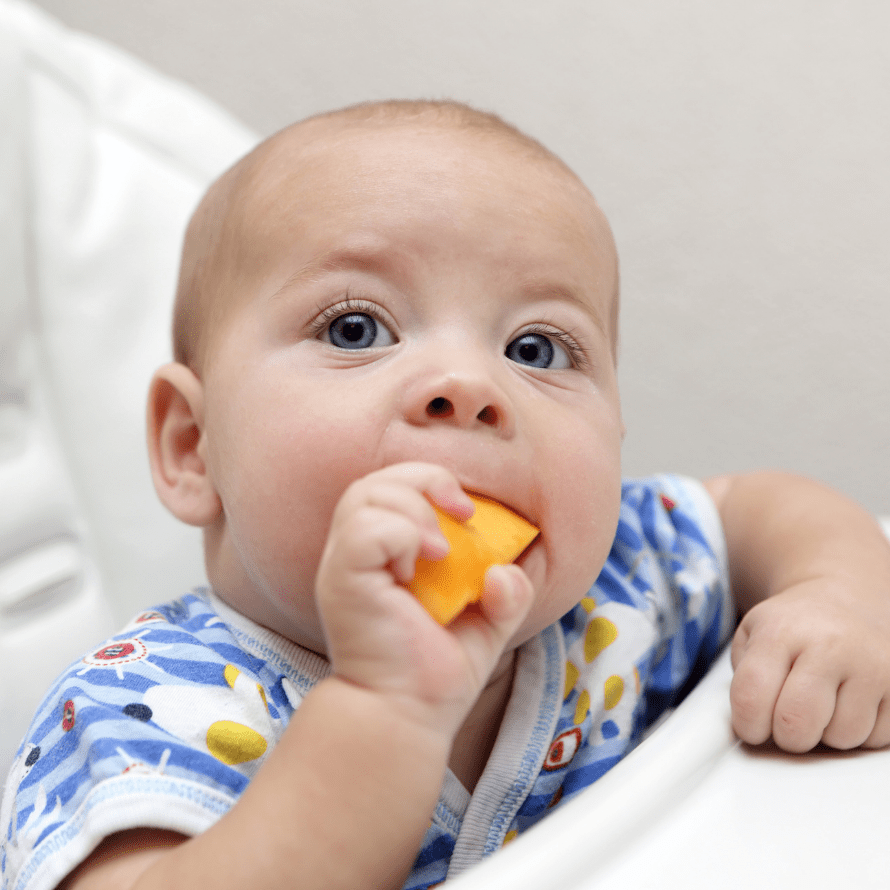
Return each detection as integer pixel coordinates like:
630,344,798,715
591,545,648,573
406,494,539,625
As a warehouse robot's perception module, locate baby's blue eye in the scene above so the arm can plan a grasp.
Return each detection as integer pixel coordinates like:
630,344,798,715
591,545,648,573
506,333,571,369
326,313,394,349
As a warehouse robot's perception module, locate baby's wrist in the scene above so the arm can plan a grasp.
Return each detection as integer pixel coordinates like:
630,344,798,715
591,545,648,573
316,673,458,757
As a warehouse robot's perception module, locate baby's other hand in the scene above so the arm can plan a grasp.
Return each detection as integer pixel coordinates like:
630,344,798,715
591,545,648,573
315,462,534,737
730,577,890,753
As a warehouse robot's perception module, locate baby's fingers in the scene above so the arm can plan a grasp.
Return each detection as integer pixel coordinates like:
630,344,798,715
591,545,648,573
769,655,839,752
733,633,890,752
864,699,890,749
729,641,789,746
822,679,884,750
326,467,470,581
732,626,844,752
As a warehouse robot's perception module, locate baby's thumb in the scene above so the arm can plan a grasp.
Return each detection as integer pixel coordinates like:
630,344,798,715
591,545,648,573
481,564,534,633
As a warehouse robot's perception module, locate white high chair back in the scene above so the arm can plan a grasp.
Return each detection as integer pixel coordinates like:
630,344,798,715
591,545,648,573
0,0,256,778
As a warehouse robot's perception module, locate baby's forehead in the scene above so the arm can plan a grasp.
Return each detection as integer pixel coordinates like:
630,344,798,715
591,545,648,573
240,115,594,215
237,120,614,279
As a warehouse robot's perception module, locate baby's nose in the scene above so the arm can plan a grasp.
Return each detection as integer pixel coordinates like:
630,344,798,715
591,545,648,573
402,372,514,437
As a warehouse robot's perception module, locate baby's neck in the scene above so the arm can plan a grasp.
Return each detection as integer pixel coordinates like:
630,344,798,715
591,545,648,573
448,651,517,793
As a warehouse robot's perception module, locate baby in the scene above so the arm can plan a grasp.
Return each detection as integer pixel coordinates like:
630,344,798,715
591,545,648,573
4,100,890,890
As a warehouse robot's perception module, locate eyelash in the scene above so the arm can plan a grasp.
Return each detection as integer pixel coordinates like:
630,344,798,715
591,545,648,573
310,297,589,370
309,297,392,339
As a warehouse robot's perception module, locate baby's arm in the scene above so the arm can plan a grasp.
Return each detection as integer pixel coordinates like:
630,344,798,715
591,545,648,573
707,472,890,753
60,464,533,890
62,675,469,890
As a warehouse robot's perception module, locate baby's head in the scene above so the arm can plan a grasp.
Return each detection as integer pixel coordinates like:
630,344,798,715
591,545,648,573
149,99,625,653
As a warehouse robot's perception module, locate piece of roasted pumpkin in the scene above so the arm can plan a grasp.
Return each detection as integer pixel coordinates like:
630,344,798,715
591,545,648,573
407,494,539,625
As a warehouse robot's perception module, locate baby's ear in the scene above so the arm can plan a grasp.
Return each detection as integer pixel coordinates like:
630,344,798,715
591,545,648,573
147,363,222,527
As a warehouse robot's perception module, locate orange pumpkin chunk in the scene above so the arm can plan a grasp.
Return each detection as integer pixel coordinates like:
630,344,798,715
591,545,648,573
407,494,539,625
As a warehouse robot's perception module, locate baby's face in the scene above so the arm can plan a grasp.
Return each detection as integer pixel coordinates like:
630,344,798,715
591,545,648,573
199,122,624,654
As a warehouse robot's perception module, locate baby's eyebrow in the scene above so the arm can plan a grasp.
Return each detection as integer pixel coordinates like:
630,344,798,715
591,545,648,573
269,244,405,299
517,280,609,339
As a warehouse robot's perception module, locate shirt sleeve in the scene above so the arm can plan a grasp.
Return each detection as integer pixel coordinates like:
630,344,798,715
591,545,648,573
610,474,735,728
0,596,291,890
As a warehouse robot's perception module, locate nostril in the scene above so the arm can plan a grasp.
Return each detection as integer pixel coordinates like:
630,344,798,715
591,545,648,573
427,397,453,417
477,406,498,426
423,397,500,427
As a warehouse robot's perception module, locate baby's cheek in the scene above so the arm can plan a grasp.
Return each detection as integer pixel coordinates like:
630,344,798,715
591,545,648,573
550,501,619,607
260,512,327,594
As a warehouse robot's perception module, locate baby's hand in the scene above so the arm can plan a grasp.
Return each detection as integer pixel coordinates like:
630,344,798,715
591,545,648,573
730,577,890,752
315,463,534,738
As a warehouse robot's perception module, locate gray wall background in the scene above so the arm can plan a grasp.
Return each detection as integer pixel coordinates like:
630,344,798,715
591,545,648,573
31,0,890,513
